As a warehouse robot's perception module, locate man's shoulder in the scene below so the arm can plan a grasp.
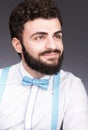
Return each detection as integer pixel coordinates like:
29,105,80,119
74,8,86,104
60,69,81,83
59,69,85,95
0,62,20,77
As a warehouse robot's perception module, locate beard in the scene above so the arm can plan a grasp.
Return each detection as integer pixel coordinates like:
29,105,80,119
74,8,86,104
21,44,64,75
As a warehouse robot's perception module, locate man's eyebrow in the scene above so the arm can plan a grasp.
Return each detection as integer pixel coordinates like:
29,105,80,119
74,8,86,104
54,30,62,35
30,32,48,38
30,31,62,38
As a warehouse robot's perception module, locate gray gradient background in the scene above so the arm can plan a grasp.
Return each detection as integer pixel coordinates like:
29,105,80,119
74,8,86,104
0,0,88,93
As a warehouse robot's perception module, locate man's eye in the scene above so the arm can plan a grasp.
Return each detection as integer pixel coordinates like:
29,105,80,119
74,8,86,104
34,35,45,41
54,34,62,40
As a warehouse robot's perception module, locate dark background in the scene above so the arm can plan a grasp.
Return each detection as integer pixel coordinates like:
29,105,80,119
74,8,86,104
0,0,88,93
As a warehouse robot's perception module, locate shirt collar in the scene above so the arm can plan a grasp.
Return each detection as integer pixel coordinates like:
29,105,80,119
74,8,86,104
19,61,51,80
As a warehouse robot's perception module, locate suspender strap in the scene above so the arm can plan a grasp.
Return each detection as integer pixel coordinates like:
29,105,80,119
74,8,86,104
0,67,10,102
51,72,60,130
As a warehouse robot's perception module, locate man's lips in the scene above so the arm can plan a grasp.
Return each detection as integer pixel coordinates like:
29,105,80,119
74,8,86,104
39,49,61,59
41,52,60,61
43,52,59,57
39,49,61,56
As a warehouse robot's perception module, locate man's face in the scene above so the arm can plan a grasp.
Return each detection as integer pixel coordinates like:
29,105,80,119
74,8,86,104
21,18,64,74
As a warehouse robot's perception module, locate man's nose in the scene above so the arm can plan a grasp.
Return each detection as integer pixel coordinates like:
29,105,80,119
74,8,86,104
45,37,57,50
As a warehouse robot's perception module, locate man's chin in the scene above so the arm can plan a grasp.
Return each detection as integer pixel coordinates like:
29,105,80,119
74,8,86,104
41,60,59,66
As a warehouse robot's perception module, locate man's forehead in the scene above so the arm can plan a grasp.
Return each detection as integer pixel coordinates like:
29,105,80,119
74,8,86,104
23,18,62,34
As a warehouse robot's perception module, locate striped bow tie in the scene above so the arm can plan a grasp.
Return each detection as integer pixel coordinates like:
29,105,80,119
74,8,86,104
22,76,49,90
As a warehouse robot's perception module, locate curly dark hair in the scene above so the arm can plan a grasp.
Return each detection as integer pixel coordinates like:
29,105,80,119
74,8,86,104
9,0,62,42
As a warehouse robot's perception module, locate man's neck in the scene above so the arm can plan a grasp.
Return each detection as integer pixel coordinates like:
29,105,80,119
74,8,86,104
22,61,45,79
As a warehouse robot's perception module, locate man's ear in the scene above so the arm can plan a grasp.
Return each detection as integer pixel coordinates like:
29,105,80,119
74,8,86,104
12,37,22,53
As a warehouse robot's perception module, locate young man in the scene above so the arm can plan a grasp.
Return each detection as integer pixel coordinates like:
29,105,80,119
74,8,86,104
0,0,88,130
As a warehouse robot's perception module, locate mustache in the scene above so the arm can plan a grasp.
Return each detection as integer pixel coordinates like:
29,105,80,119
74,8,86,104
39,49,61,55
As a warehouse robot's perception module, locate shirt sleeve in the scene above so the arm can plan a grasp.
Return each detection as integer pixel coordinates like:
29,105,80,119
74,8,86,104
63,78,88,130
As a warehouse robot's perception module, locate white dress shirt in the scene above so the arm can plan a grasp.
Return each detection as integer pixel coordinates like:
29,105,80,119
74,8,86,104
0,62,88,130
